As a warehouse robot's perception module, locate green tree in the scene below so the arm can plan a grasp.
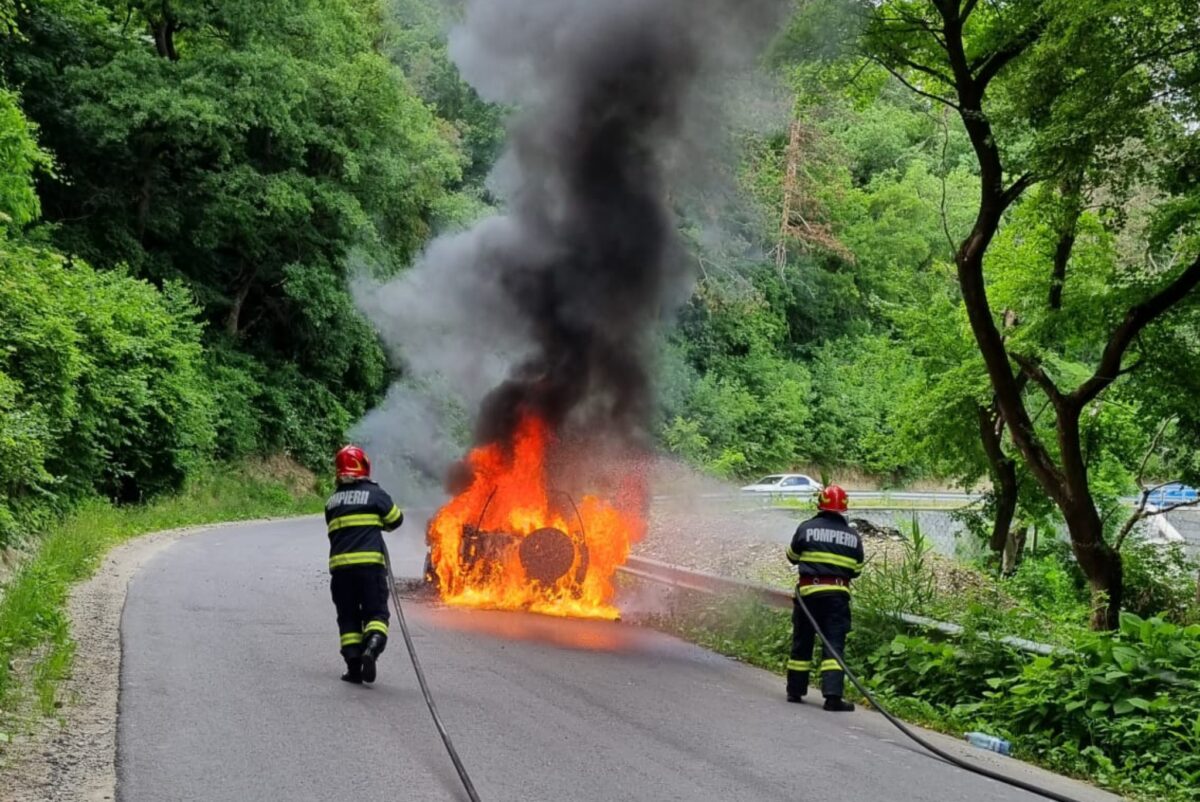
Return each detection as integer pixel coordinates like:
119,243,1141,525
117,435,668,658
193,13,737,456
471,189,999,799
808,335,927,478
853,0,1200,628
3,0,462,462
668,67,987,481
663,281,813,475
383,0,506,201
0,87,48,229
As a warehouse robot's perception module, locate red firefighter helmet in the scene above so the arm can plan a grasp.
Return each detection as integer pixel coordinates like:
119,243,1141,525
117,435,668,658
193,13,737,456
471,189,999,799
334,445,370,481
817,484,849,513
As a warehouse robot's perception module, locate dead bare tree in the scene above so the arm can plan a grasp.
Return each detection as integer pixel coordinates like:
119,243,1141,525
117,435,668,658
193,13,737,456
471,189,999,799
776,117,854,276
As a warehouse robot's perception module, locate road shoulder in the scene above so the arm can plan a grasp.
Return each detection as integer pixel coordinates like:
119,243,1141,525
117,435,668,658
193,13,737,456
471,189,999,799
2,527,200,801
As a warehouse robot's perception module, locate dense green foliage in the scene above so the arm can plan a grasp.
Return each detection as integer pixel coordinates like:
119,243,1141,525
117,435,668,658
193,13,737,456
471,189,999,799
662,37,1199,504
868,617,1200,800
660,82,977,479
0,0,475,542
2,85,214,543
0,244,214,523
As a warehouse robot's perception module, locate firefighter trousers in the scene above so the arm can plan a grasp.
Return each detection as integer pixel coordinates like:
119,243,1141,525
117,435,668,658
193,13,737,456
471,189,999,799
788,591,852,699
330,566,390,663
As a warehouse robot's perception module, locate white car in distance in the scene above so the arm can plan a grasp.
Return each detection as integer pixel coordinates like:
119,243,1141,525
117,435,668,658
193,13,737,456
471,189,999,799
739,474,823,495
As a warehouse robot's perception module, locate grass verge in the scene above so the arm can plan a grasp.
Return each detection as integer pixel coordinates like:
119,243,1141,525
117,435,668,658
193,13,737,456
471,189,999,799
0,459,326,727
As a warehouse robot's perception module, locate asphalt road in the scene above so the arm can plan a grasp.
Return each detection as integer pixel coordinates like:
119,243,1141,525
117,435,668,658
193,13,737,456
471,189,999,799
117,517,1118,802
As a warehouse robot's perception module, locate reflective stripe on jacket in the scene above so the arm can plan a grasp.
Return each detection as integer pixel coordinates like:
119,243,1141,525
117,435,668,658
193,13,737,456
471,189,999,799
324,479,403,572
786,510,864,591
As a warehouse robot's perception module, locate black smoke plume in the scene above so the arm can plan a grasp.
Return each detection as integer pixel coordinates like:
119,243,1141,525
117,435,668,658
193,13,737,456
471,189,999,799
354,0,788,498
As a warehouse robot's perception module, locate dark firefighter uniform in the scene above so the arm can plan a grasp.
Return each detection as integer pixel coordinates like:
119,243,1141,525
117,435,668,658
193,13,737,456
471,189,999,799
786,506,863,708
325,478,403,682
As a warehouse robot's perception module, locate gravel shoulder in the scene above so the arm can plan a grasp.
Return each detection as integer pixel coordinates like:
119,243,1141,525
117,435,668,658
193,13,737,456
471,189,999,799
0,518,310,802
1,527,201,802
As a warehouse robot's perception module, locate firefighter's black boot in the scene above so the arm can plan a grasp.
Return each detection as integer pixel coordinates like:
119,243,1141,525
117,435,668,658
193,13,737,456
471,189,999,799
360,633,385,683
823,696,855,712
785,661,810,703
341,658,363,684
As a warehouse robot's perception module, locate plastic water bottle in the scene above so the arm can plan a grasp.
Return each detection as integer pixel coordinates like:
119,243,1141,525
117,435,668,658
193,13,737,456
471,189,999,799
965,732,1012,756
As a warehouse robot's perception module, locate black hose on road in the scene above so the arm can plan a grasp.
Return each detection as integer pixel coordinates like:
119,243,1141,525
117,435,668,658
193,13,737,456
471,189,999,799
383,549,483,802
793,593,1084,802
377,532,1079,802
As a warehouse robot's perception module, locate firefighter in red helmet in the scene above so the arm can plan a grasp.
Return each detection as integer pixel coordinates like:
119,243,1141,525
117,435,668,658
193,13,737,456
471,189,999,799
325,445,404,684
785,484,864,711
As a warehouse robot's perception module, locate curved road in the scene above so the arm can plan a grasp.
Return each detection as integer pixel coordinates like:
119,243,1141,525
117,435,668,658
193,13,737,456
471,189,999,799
117,517,1116,802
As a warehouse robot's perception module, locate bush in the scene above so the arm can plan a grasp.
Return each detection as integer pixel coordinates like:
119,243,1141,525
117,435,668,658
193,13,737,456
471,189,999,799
203,344,269,461
660,283,814,477
980,615,1200,798
1001,545,1090,622
866,631,1013,716
804,334,925,478
0,242,216,543
1121,538,1199,624
202,342,366,470
0,88,48,230
861,613,1200,800
0,369,55,544
256,362,354,469
999,535,1199,626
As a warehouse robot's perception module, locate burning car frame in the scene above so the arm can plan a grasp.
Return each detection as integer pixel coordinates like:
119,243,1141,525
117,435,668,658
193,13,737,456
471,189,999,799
424,414,645,620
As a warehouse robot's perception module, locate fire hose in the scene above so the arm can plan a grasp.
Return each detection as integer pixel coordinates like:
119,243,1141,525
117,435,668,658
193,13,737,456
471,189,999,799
792,593,1083,802
383,546,483,802
375,518,1077,802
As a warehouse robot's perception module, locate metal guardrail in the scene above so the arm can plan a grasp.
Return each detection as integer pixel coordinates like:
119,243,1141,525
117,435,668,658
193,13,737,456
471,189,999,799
619,555,1059,656
621,555,794,608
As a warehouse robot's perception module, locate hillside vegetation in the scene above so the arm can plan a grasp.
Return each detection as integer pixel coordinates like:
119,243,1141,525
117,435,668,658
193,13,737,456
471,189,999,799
2,0,1197,615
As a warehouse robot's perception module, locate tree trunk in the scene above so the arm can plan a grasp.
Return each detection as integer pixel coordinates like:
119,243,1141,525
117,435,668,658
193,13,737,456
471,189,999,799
1062,500,1123,629
1001,525,1027,576
1049,229,1075,311
136,171,153,242
151,19,179,60
1053,402,1122,628
226,278,253,337
991,476,1018,555
978,405,1019,554
150,2,180,61
1048,170,1085,311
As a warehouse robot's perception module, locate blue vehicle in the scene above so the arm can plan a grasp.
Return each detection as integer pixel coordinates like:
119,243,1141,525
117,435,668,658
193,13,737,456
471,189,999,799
1142,483,1199,508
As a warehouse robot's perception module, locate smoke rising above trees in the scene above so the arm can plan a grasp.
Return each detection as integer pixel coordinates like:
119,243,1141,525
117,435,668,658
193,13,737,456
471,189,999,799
355,0,789,490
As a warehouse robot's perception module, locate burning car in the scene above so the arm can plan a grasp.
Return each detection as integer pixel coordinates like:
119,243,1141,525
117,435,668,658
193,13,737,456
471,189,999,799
425,414,646,620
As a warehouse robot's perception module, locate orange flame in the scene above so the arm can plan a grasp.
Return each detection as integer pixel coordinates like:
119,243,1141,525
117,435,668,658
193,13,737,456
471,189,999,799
428,415,645,619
